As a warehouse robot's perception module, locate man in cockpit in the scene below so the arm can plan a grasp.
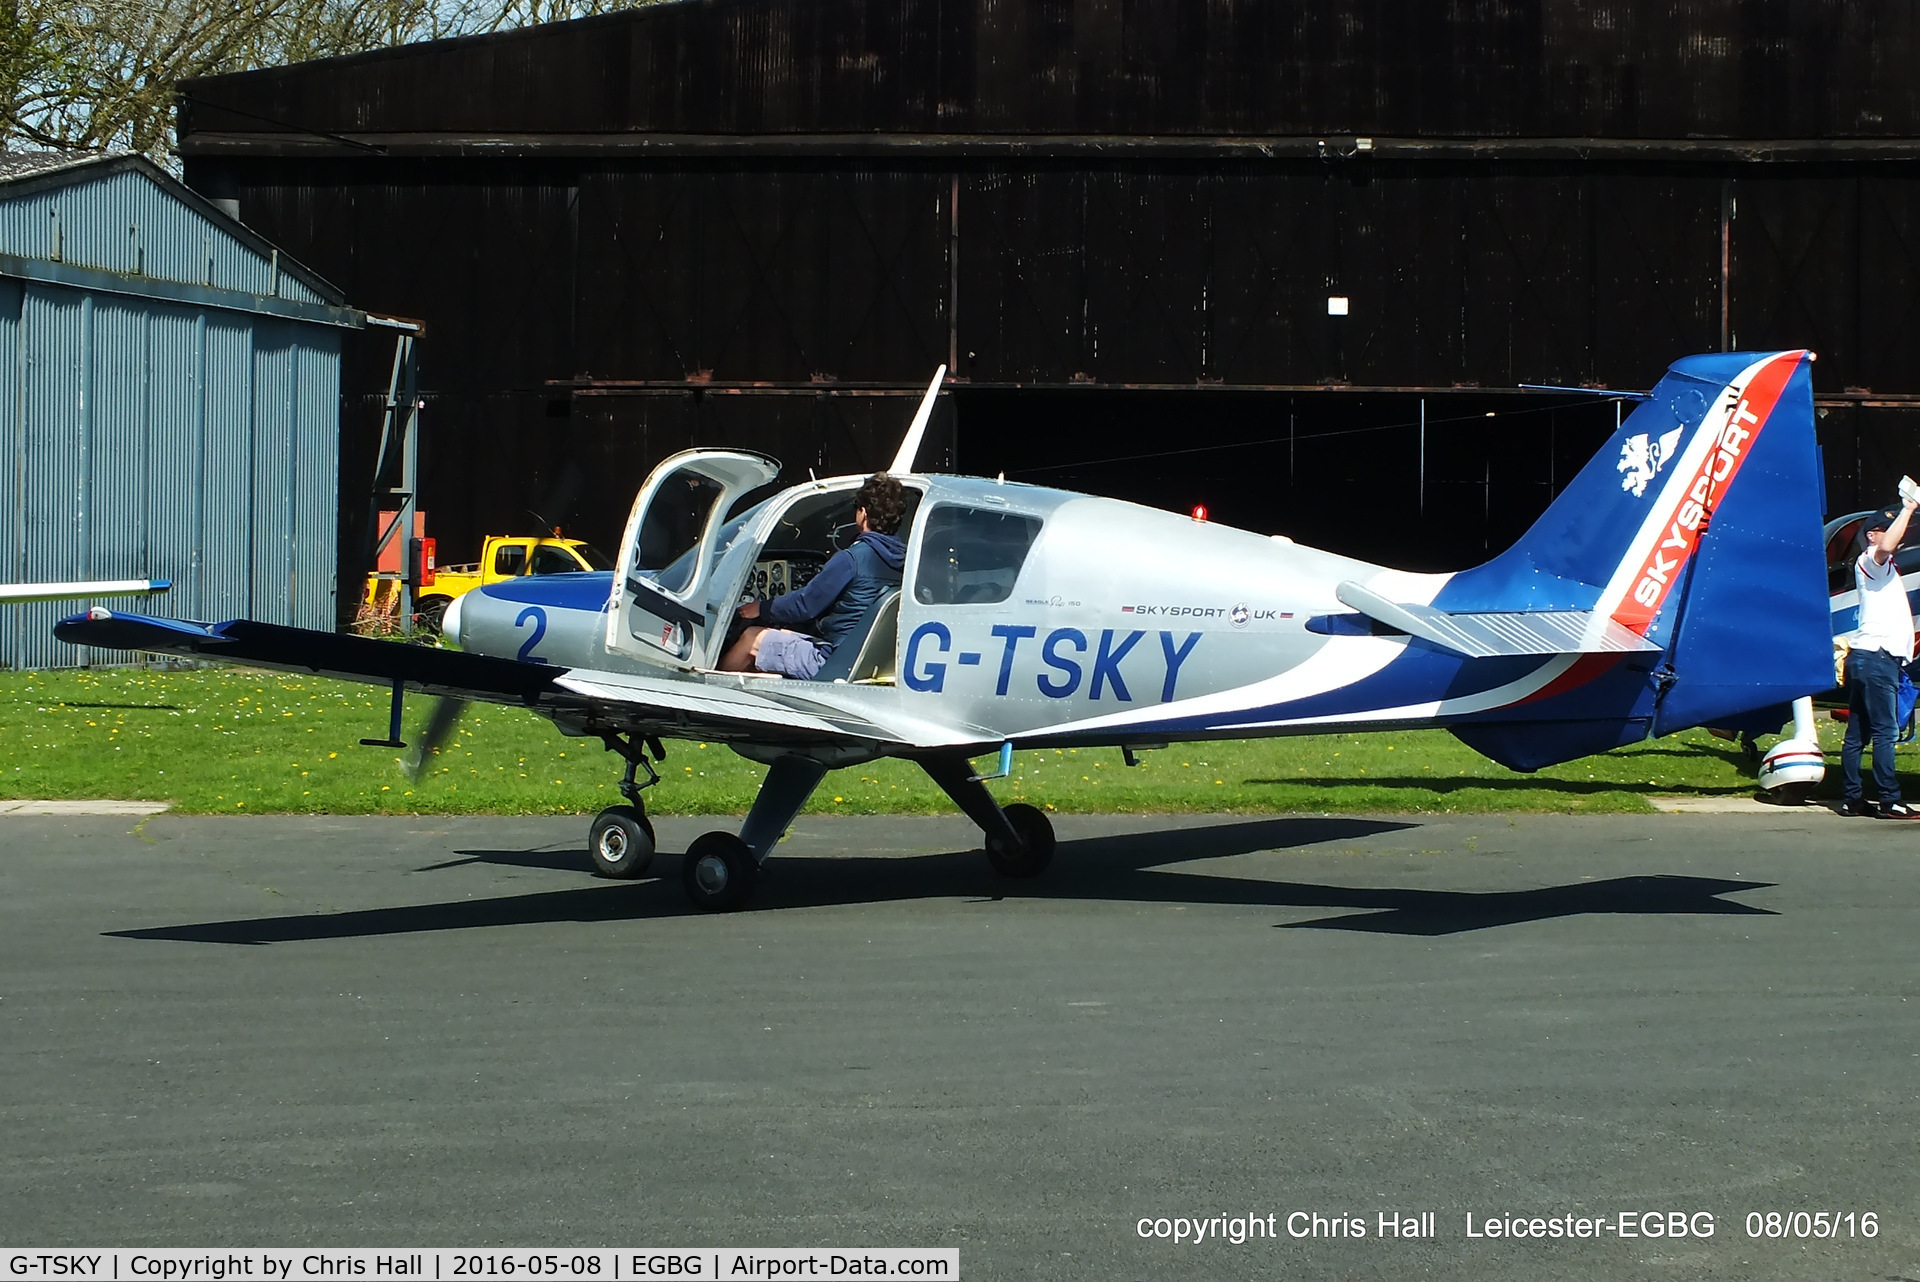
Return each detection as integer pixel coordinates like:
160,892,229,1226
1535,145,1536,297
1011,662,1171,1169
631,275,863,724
718,473,907,680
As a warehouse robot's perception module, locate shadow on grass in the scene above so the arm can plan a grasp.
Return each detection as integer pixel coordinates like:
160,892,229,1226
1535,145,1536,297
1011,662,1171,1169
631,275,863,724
107,816,1776,944
1616,742,1756,771
1241,775,1753,797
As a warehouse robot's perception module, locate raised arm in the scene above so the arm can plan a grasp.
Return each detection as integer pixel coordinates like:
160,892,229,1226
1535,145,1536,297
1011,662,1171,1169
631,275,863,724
1875,497,1920,564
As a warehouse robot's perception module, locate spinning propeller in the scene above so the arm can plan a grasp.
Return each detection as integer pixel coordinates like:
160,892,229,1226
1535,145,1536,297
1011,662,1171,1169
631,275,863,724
405,695,469,781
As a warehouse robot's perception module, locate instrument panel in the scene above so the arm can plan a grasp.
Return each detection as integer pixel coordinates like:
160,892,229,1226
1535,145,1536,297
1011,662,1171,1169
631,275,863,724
747,557,822,601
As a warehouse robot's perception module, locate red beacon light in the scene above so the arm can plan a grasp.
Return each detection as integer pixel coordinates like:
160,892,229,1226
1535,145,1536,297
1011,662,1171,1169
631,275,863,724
1191,504,1209,522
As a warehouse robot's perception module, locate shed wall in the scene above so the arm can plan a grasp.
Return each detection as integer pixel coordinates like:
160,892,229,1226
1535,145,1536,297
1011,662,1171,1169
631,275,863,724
0,278,341,669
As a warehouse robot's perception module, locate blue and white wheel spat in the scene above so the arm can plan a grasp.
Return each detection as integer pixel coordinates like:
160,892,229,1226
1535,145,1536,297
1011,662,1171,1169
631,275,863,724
1758,697,1825,802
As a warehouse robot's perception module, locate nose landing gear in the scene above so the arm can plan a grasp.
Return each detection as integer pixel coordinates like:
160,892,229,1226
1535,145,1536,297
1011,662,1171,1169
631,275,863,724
587,734,664,879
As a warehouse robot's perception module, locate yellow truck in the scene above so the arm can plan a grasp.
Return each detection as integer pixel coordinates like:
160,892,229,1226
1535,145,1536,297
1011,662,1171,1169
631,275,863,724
362,534,611,631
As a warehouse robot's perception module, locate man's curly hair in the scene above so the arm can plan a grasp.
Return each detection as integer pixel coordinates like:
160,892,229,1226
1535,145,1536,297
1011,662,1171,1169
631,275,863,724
855,473,907,535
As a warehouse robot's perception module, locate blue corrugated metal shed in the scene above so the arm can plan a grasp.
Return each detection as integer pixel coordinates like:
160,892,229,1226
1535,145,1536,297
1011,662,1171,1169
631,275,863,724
0,151,363,668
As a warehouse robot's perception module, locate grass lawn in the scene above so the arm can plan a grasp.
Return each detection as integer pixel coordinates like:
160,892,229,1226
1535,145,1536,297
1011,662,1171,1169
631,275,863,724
0,666,1862,817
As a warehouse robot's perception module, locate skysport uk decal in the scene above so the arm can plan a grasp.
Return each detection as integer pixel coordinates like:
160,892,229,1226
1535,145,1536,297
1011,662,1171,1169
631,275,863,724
1120,604,1282,622
1612,354,1798,634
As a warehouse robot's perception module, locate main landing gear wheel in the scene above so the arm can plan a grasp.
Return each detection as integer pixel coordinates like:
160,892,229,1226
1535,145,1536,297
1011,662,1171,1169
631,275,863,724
985,802,1055,878
588,805,656,878
682,831,759,911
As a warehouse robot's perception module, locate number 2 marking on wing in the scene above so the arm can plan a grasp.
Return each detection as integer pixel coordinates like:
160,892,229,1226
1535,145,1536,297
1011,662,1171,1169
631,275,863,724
515,606,548,663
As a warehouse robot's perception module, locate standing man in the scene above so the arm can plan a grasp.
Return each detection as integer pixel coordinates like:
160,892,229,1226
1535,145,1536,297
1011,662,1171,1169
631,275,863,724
1841,497,1920,817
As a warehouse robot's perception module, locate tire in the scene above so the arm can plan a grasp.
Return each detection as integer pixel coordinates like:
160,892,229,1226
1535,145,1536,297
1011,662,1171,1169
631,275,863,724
416,595,452,633
985,802,1055,878
681,831,759,911
1760,780,1817,806
588,805,656,878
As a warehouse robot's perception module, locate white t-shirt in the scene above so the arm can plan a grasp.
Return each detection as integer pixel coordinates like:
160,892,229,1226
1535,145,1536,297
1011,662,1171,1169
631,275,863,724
1854,550,1915,660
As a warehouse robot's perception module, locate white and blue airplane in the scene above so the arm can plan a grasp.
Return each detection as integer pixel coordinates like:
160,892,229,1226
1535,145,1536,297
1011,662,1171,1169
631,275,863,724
59,350,1833,910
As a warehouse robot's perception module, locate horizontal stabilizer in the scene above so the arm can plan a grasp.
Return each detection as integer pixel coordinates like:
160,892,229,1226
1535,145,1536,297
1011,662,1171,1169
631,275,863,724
1335,581,1661,659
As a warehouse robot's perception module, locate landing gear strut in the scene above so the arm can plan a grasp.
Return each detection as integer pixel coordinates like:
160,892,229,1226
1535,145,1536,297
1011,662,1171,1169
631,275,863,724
587,734,662,879
919,752,1055,878
681,754,830,912
985,803,1056,877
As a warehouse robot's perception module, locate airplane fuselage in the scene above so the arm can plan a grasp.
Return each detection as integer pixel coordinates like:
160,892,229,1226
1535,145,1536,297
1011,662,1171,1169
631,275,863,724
446,475,1580,751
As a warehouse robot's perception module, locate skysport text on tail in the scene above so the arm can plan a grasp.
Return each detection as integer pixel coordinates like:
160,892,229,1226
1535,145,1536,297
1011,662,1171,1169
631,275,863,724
58,350,1833,910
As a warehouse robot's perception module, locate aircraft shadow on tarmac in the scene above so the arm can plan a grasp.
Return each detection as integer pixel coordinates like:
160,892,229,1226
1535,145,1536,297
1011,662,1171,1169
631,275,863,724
105,817,1778,945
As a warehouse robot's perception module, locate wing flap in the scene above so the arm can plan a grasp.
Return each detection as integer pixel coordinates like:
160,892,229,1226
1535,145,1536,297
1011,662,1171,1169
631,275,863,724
555,670,881,740
554,667,999,749
1335,581,1659,659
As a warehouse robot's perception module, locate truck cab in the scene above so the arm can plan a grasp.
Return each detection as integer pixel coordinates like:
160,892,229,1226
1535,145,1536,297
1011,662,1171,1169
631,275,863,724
364,534,613,632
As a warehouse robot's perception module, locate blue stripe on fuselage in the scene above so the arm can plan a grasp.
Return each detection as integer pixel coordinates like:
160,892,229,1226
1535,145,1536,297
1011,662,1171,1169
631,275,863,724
476,572,614,612
1107,644,1562,737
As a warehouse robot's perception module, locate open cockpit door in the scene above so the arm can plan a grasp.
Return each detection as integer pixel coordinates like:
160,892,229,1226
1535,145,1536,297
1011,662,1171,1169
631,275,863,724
610,450,781,666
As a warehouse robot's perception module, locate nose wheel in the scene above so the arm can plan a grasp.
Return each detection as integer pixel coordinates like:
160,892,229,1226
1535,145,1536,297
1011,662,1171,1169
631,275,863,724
587,732,665,879
588,806,656,878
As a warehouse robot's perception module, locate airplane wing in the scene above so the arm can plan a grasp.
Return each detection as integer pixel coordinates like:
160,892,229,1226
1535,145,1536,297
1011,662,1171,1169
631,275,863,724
54,609,985,750
1334,581,1661,659
0,578,171,604
55,610,562,702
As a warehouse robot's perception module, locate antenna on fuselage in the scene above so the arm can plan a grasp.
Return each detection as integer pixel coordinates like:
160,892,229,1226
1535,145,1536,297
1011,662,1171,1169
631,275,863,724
888,365,948,476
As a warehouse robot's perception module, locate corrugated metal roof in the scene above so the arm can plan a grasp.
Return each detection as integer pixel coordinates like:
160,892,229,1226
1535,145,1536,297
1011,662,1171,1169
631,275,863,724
0,150,100,182
179,0,1920,146
0,152,350,309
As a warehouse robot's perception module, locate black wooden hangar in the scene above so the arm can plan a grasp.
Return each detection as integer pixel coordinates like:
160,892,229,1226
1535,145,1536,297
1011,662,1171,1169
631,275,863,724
178,0,1920,600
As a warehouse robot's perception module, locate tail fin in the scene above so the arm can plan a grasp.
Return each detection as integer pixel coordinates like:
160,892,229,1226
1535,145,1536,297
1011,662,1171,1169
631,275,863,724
1446,350,1831,769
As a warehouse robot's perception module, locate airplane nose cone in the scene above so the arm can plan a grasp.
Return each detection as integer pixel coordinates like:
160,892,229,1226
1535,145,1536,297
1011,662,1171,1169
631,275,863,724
440,592,464,649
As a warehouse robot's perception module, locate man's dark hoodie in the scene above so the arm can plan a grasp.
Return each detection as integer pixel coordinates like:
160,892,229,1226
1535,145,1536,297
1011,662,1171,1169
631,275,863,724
761,531,906,652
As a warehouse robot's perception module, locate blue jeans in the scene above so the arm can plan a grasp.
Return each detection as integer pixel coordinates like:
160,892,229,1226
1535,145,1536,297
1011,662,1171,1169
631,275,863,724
1842,647,1904,804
